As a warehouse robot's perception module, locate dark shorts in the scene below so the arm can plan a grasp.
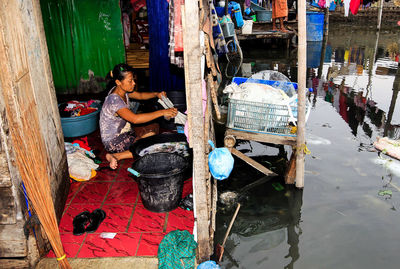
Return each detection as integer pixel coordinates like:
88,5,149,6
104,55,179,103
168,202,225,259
104,131,136,153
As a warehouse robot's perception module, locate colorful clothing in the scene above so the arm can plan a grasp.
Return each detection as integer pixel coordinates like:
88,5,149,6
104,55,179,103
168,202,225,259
99,88,136,153
272,0,288,19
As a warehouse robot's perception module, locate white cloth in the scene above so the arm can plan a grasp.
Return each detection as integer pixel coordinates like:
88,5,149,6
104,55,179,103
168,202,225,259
223,82,290,104
343,0,351,17
67,151,99,180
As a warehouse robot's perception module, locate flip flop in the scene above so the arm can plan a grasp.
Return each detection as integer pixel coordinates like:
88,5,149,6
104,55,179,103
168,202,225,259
85,209,106,233
73,211,91,236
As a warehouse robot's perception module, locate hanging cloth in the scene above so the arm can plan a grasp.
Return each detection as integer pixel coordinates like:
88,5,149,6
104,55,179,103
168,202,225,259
122,13,131,48
174,0,184,52
210,3,228,55
343,0,351,16
168,0,184,67
147,0,185,91
350,0,361,15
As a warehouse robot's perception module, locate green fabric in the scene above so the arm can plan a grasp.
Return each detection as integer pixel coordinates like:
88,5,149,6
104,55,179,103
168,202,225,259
158,230,197,269
40,0,125,93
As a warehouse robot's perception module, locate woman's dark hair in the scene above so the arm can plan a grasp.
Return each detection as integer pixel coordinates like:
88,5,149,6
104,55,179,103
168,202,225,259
105,63,135,91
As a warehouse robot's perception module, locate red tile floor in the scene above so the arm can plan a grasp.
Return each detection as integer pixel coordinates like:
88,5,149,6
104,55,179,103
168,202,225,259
48,131,194,258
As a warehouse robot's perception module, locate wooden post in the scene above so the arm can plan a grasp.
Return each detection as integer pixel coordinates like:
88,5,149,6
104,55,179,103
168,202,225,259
295,0,307,188
318,8,329,79
384,64,400,136
377,0,384,30
284,149,297,184
182,1,211,262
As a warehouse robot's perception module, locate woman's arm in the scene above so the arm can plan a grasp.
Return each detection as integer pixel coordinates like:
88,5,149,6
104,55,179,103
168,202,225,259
117,107,177,124
128,91,166,100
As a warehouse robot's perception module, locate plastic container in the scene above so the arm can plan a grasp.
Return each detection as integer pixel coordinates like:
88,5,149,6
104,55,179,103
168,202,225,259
256,10,272,22
229,2,244,28
132,153,188,212
242,20,253,34
250,1,266,11
60,105,101,137
307,41,323,68
306,12,324,41
130,133,189,157
222,21,235,38
215,6,232,17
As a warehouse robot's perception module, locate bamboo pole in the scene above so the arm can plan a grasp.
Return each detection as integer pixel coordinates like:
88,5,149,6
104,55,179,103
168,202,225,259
295,0,307,188
377,0,384,30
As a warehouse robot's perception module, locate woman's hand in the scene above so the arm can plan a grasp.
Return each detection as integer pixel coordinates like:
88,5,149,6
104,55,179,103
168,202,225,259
163,108,178,120
156,91,167,99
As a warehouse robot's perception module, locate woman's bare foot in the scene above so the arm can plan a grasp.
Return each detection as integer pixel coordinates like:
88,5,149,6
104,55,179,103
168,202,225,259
106,153,118,170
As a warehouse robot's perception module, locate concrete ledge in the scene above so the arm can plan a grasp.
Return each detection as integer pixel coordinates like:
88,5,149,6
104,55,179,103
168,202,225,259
35,256,158,269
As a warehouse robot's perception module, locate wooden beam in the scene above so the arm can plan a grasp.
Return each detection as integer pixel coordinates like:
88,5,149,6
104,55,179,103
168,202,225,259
231,148,277,177
0,221,27,257
225,129,297,146
236,31,293,40
296,0,307,188
182,1,211,262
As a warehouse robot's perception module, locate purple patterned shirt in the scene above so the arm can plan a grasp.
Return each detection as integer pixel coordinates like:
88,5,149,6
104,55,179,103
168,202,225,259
99,92,129,145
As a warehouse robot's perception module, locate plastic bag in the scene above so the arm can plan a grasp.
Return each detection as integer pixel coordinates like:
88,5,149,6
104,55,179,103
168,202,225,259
208,140,234,180
197,260,221,269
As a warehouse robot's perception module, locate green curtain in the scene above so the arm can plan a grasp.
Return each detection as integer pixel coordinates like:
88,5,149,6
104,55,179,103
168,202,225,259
40,0,125,93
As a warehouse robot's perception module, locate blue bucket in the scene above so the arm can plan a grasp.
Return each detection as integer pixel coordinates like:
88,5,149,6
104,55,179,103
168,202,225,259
60,105,101,137
306,12,324,41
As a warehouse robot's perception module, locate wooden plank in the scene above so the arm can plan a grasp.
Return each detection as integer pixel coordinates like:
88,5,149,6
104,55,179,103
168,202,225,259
126,49,149,69
0,151,11,188
0,259,29,269
0,187,16,224
225,128,297,146
237,31,293,40
0,220,27,257
231,148,277,177
284,150,296,184
182,1,211,262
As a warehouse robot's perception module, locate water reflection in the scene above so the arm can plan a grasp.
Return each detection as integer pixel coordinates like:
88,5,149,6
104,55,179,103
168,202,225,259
236,25,400,141
217,176,303,268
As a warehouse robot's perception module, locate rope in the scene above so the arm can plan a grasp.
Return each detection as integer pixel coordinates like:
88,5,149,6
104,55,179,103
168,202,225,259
295,143,311,155
57,254,66,261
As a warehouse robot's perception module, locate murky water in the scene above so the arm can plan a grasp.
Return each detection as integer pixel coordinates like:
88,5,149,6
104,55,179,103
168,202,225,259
215,23,400,269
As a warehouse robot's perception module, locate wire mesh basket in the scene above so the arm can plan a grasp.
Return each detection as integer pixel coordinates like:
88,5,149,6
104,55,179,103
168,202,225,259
226,77,312,136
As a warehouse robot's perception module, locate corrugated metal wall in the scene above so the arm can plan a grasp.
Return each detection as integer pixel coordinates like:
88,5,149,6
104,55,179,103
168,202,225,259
40,0,125,93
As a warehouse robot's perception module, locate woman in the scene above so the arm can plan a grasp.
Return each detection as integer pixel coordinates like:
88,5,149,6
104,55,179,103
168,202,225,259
272,0,288,32
100,63,178,169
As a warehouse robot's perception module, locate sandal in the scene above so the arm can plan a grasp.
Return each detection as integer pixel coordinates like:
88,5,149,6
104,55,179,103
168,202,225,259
72,211,91,236
85,209,106,233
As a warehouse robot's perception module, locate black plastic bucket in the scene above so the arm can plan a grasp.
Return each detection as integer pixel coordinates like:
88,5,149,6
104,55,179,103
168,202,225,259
132,152,188,212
